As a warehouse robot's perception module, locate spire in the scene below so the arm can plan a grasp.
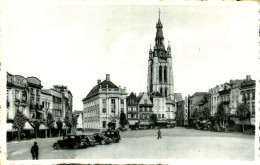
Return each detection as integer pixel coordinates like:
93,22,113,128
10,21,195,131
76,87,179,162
155,8,165,51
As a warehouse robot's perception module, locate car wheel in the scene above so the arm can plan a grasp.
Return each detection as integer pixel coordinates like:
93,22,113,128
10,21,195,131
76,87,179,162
101,140,105,145
54,144,61,150
74,142,79,149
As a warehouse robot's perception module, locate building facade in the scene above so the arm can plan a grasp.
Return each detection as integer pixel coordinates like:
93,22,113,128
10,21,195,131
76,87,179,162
126,92,139,127
82,74,127,131
138,92,153,127
147,13,175,118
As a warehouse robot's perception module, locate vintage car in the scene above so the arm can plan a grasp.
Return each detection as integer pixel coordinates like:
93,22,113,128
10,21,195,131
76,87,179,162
93,133,112,144
84,135,99,146
52,134,88,150
101,130,121,143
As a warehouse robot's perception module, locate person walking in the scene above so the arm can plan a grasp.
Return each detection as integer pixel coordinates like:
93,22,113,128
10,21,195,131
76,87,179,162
31,141,39,160
157,128,161,139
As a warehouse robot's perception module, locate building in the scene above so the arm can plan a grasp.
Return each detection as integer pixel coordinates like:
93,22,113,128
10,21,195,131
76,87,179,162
188,92,207,120
82,74,127,131
73,110,83,131
209,85,221,116
6,73,42,140
239,75,255,126
230,80,243,115
137,92,153,128
53,85,73,118
147,11,175,120
126,92,139,128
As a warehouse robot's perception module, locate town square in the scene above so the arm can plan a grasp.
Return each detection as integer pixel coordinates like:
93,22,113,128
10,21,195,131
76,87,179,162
1,2,258,164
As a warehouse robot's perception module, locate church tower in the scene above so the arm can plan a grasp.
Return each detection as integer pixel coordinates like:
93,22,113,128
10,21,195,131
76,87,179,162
147,10,174,101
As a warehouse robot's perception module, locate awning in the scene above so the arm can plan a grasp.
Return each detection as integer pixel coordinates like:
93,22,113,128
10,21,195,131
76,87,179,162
7,123,15,132
23,121,34,130
39,124,47,130
140,121,150,125
157,121,168,124
201,120,207,124
128,120,138,125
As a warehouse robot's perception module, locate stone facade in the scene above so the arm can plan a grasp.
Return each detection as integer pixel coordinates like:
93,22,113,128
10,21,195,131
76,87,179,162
82,74,127,131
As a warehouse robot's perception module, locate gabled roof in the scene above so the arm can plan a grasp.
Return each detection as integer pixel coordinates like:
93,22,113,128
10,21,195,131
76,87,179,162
85,80,118,99
174,93,183,102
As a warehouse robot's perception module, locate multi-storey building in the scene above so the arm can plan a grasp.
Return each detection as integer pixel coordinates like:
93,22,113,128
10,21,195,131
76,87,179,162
239,75,255,125
230,80,243,115
53,85,73,118
138,92,153,127
188,92,207,120
82,74,127,131
147,12,175,119
126,92,139,127
209,85,221,116
218,83,231,114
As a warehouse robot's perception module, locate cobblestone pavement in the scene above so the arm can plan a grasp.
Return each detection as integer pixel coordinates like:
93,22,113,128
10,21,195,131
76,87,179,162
6,127,255,160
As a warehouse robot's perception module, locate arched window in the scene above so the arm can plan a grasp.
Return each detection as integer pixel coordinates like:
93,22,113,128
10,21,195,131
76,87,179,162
164,67,167,83
160,88,163,96
159,66,162,83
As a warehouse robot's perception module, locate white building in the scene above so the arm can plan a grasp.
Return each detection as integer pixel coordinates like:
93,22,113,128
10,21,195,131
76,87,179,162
82,74,127,131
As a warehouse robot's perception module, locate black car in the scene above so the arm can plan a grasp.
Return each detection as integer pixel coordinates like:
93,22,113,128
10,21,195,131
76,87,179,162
102,130,121,143
93,133,112,144
85,135,99,146
52,134,88,150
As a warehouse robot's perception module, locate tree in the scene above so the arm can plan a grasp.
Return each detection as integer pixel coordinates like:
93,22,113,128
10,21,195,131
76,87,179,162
47,113,55,137
32,120,40,139
236,103,250,132
71,114,78,134
119,111,128,128
191,108,199,120
215,102,227,126
12,110,27,142
64,112,72,134
56,119,63,137
149,113,158,129
202,107,211,120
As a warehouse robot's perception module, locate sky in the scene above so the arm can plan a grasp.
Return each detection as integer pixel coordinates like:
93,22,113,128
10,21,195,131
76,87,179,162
4,3,259,110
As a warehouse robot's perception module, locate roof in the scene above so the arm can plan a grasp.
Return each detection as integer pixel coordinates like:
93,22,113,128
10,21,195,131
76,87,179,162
192,92,207,97
84,80,118,99
174,93,183,102
152,91,163,97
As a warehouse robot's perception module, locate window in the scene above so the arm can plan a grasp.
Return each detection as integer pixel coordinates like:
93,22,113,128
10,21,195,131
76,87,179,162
103,121,106,128
159,66,162,83
162,114,164,118
164,67,167,82
252,102,255,114
133,107,136,111
158,114,161,118
36,89,39,95
15,90,19,101
30,88,34,94
144,99,147,104
121,99,124,104
252,92,255,100
128,114,131,119
168,107,170,111
102,99,106,113
128,107,131,111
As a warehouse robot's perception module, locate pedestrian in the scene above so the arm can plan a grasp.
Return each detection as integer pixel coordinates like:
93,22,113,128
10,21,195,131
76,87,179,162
157,128,161,139
31,141,39,160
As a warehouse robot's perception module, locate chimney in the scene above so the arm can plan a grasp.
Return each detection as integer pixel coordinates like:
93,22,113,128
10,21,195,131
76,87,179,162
97,79,101,85
106,74,110,81
246,75,251,81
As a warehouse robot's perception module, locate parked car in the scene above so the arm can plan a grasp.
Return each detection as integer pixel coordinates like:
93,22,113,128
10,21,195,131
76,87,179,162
93,133,112,144
102,130,121,143
52,134,88,150
85,135,99,146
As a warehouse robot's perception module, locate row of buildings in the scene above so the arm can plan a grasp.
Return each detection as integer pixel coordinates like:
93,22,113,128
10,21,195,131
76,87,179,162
6,72,73,139
176,75,255,128
82,13,179,131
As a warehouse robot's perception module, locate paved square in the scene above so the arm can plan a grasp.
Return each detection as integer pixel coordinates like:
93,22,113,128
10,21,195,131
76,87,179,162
7,127,255,160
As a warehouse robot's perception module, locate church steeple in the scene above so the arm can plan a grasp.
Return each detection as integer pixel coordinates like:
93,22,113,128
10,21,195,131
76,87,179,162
155,8,165,51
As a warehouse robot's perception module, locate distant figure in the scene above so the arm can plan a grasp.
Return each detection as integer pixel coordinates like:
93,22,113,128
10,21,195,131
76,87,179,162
31,141,39,160
157,128,161,139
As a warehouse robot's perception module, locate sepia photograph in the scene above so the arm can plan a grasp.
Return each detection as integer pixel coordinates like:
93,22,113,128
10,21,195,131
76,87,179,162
1,1,259,164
